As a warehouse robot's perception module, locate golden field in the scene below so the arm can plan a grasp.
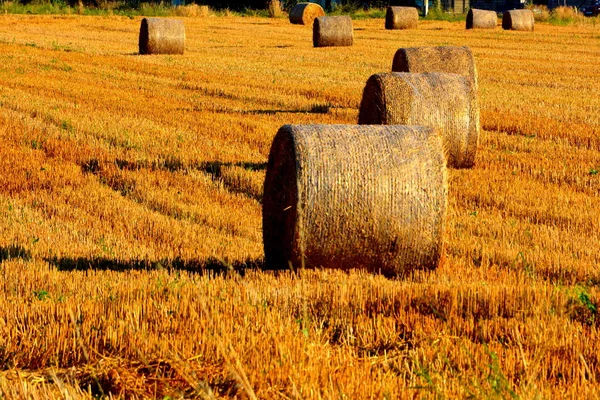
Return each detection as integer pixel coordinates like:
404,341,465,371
0,13,599,398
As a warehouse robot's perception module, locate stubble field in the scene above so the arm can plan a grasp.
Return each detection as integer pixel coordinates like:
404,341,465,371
0,13,599,398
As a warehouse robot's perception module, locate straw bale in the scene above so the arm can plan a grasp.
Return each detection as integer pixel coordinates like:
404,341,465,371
263,124,447,276
391,45,478,86
289,2,325,25
268,0,283,18
138,18,185,55
358,72,480,168
385,6,419,29
313,16,353,47
502,9,534,31
466,9,497,29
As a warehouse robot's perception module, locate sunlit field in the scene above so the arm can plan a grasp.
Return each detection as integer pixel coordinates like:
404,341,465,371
0,13,599,398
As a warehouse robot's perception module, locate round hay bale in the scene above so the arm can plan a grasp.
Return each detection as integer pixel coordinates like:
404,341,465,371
289,2,325,25
502,9,534,31
313,16,353,47
358,72,480,169
262,124,448,276
466,9,497,29
139,18,185,55
391,46,478,87
385,6,419,30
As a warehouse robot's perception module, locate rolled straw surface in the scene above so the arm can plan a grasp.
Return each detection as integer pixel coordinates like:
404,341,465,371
385,6,419,29
466,9,497,29
358,72,480,168
502,9,534,31
289,2,325,25
313,16,353,47
263,124,447,276
391,45,478,86
139,18,185,55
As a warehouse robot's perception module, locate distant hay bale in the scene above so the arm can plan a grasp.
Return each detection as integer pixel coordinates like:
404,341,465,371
262,124,448,276
358,72,480,168
139,18,185,55
313,16,353,47
466,9,497,29
502,9,534,31
199,5,210,17
385,6,419,29
391,46,478,87
289,2,325,25
268,0,282,18
174,4,207,17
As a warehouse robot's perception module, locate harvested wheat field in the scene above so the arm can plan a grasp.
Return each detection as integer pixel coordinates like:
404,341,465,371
0,13,599,398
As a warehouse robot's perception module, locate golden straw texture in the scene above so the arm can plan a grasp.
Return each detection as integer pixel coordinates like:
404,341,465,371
358,72,480,168
313,16,353,47
391,45,478,86
138,18,185,55
466,9,497,29
262,124,448,276
502,9,535,31
289,2,325,25
385,6,419,30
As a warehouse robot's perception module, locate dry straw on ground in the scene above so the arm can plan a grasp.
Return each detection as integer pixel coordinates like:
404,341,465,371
391,45,478,86
466,8,497,29
262,124,448,276
502,9,535,31
385,6,419,29
313,16,353,47
358,72,480,168
289,2,325,25
138,18,185,55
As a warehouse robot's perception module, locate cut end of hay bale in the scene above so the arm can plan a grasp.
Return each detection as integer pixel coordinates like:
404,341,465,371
502,9,534,31
391,45,478,87
313,16,353,47
289,2,325,25
466,8,497,29
139,18,185,55
262,124,448,276
358,72,480,169
385,6,419,30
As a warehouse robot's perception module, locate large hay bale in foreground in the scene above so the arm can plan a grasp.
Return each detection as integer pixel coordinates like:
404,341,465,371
385,6,419,29
358,72,480,168
289,2,325,25
502,9,534,31
139,18,185,55
263,124,447,276
391,46,478,86
466,9,497,29
313,16,353,47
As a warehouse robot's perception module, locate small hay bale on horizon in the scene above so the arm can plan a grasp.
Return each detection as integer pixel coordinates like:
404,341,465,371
385,6,419,29
313,16,353,47
262,124,448,276
289,2,325,25
139,18,185,55
502,9,534,31
391,45,478,86
268,0,283,18
466,8,497,29
358,72,480,169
